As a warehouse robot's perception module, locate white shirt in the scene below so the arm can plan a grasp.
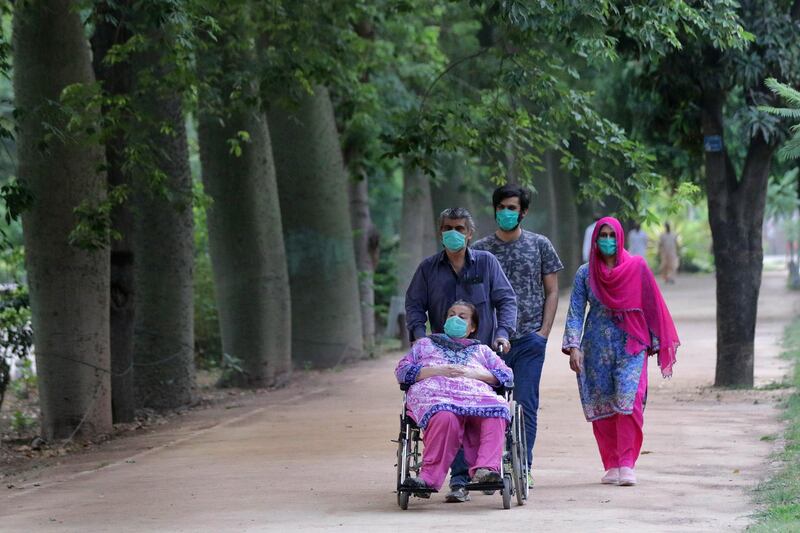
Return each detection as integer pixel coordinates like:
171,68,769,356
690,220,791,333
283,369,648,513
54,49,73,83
628,229,648,257
582,222,596,263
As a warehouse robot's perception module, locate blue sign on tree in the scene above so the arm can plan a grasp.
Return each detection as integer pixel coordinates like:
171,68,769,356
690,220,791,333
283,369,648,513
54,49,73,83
704,135,723,152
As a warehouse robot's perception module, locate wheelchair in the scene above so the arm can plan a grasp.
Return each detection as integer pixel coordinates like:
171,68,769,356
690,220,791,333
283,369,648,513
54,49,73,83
394,380,529,509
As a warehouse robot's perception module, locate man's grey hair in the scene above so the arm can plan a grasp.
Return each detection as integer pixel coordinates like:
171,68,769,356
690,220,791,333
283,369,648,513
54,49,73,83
438,207,477,233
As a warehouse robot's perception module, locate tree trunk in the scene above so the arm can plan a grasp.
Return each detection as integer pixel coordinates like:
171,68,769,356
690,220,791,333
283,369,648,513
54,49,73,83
547,151,582,285
532,150,559,240
267,87,363,368
131,29,195,408
13,0,112,439
702,92,774,387
91,0,136,423
397,164,437,296
348,175,377,353
197,34,292,386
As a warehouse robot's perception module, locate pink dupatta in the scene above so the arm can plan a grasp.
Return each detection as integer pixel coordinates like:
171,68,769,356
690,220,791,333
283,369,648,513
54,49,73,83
589,217,680,377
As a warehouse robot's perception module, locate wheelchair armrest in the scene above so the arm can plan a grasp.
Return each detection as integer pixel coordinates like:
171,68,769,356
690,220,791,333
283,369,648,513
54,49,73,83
495,380,514,396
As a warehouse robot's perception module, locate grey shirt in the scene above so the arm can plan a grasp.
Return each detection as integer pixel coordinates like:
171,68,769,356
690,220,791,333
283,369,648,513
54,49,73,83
472,230,563,338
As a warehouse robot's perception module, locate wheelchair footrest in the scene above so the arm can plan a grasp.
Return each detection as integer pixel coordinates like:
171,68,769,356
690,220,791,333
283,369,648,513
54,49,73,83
465,481,505,491
397,487,438,494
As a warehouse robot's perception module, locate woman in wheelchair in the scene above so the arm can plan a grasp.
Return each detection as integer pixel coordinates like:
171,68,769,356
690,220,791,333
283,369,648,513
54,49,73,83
395,300,514,494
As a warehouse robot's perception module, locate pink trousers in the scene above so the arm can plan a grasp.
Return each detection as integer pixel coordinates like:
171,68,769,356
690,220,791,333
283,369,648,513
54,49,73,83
419,411,506,490
592,357,648,469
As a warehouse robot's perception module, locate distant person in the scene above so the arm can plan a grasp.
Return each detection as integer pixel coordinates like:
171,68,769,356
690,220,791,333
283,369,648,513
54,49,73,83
472,184,563,485
405,206,517,503
562,217,680,486
582,220,597,263
658,223,679,284
627,222,648,258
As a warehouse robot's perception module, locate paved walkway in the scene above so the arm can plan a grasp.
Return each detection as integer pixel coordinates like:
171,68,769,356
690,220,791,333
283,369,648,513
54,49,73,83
1,271,798,532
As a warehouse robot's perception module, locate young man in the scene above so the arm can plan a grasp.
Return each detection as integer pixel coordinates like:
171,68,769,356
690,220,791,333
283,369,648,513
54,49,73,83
472,184,563,483
405,206,517,502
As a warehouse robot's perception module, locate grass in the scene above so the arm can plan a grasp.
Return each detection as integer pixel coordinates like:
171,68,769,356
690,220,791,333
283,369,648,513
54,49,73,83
750,318,800,531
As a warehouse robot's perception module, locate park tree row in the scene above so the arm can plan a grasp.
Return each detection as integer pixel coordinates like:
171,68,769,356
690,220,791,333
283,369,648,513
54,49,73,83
5,0,799,440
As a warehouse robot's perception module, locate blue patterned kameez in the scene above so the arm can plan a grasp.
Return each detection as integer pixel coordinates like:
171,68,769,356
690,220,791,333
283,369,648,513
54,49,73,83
562,264,656,422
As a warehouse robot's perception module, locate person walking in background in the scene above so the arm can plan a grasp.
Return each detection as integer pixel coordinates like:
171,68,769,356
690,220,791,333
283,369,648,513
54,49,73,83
405,206,517,502
472,184,563,486
562,217,680,486
658,223,679,284
627,222,648,258
582,220,597,263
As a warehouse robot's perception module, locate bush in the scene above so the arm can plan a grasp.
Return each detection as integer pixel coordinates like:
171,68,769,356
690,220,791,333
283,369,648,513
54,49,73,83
0,284,34,412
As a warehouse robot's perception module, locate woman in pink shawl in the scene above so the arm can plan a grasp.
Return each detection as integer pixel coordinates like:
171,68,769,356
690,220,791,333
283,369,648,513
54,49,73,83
562,217,679,486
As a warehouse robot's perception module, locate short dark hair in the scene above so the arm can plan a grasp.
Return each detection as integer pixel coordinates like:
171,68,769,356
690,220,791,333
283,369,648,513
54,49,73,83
492,183,530,211
449,299,479,337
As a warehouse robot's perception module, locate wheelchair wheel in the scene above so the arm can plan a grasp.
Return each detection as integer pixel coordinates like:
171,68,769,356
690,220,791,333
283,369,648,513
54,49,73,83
396,424,412,509
520,409,529,501
398,490,409,510
511,402,529,504
502,476,512,509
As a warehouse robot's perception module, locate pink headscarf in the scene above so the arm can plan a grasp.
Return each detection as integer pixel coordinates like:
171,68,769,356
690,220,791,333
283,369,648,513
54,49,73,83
589,217,680,377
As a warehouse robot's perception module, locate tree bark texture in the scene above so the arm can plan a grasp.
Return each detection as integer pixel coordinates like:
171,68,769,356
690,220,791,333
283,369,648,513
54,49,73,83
543,150,581,286
702,92,774,387
348,175,378,352
91,0,136,423
397,164,437,296
198,88,292,386
13,0,112,439
131,37,195,408
267,87,364,368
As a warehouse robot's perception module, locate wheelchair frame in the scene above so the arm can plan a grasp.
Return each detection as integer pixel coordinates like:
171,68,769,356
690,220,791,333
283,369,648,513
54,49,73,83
394,380,529,510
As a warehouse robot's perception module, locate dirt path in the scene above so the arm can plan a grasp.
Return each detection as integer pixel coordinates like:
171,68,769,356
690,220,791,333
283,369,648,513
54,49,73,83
1,271,798,532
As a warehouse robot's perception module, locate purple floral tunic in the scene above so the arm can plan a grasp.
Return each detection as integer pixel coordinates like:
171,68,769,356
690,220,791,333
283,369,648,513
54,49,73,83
394,334,514,429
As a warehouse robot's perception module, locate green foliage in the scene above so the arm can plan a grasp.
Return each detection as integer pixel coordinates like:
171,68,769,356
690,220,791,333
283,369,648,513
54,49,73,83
191,179,222,369
627,1,800,185
10,358,35,400
767,168,800,221
762,78,800,162
0,284,33,412
10,409,34,433
751,317,800,531
379,0,750,220
640,187,714,273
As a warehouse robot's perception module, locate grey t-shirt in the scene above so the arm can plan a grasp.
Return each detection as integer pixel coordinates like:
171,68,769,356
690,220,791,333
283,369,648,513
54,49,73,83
472,230,563,338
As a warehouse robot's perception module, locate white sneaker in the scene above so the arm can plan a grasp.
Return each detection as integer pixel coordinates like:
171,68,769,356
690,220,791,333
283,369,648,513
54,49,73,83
601,468,620,484
619,467,637,486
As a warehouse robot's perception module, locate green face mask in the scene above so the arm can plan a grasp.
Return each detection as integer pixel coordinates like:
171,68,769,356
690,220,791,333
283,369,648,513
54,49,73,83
442,230,466,251
597,237,617,256
496,209,520,231
444,315,469,338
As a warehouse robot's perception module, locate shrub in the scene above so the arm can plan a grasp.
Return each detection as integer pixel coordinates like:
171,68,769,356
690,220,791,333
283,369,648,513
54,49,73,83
0,284,34,412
